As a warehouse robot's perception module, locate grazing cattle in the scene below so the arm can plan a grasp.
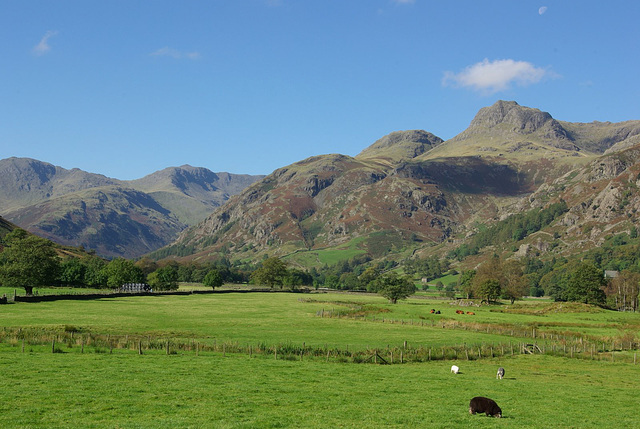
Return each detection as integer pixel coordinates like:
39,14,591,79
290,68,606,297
456,310,464,314
469,396,502,418
435,310,441,314
430,309,435,313
467,311,475,315
451,365,459,374
497,367,505,379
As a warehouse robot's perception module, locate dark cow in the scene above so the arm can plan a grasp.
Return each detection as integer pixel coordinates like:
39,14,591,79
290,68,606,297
456,309,464,314
497,367,505,379
469,396,502,418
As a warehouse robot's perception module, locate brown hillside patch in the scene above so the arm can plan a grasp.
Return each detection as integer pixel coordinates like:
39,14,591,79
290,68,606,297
496,302,605,315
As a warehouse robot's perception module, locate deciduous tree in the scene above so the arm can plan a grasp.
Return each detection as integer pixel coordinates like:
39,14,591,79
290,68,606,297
251,257,288,288
502,260,528,304
375,272,416,304
566,263,606,305
203,269,224,289
0,229,59,295
102,258,144,288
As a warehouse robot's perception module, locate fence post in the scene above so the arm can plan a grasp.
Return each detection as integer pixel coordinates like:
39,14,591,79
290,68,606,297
52,338,55,353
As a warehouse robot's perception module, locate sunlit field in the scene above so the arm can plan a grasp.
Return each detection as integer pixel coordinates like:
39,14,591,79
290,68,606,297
2,291,640,427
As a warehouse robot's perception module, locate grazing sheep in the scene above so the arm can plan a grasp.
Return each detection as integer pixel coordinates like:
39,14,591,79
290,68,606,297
451,365,459,374
469,396,502,418
497,367,505,379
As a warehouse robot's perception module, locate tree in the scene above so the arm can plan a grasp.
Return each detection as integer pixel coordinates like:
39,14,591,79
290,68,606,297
358,266,380,290
250,257,288,288
475,278,502,303
458,270,476,299
283,268,312,290
203,269,224,289
605,270,640,311
147,265,179,291
101,258,144,288
502,260,528,304
566,263,606,305
0,229,60,295
338,272,359,290
471,255,503,302
375,272,416,304
58,258,87,287
83,255,107,287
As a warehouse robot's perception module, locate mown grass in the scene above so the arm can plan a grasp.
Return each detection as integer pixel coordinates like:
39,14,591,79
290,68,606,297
0,348,638,428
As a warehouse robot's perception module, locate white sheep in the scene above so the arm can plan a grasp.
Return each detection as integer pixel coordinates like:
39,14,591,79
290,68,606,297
451,365,459,374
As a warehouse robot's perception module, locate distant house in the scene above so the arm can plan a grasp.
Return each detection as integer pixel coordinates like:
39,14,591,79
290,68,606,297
604,270,619,279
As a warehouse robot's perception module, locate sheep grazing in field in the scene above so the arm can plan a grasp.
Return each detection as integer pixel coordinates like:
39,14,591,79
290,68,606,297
451,365,459,374
497,367,505,379
469,396,502,418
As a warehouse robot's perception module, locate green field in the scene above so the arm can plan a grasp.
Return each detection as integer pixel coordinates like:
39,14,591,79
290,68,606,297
1,292,640,427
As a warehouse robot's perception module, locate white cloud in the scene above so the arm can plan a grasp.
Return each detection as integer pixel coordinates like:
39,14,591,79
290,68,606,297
32,30,58,56
539,6,548,15
393,0,415,4
150,47,201,60
442,59,553,94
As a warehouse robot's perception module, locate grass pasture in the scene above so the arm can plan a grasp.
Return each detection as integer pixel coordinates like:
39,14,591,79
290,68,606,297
1,292,640,427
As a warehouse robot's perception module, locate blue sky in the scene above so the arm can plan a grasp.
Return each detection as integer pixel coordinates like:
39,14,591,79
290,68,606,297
1,1,639,180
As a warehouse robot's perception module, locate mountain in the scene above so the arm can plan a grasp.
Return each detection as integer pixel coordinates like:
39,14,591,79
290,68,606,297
0,158,264,259
154,101,640,267
129,165,262,225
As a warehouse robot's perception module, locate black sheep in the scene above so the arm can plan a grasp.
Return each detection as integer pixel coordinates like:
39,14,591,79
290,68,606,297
469,396,502,418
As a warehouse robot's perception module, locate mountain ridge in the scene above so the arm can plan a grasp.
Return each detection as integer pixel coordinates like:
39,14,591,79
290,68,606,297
0,158,264,258
154,100,640,267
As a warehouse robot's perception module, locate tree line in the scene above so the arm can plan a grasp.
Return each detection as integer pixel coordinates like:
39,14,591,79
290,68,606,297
2,225,638,310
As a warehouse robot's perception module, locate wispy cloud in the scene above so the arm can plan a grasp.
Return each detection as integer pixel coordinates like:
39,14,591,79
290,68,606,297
442,59,555,94
150,47,201,60
538,6,548,15
32,30,58,56
392,0,415,4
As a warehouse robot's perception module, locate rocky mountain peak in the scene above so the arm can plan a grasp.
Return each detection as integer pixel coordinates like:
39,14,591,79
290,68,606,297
356,130,444,161
470,100,554,132
447,100,575,150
